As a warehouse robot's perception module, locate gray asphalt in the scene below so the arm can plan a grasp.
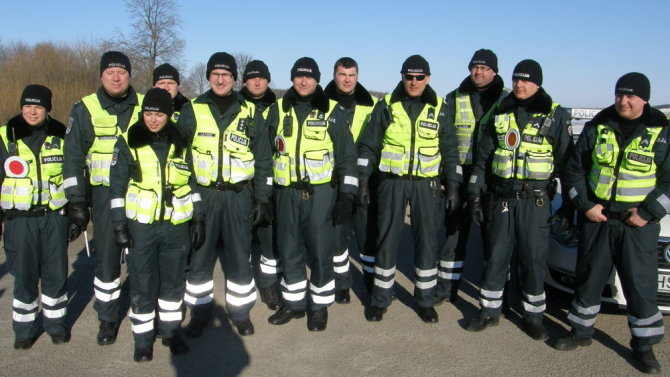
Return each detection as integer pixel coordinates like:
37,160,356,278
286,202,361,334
0,224,667,377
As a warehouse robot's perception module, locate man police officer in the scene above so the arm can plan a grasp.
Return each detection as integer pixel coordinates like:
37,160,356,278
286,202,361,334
359,55,461,323
63,51,143,345
556,72,667,374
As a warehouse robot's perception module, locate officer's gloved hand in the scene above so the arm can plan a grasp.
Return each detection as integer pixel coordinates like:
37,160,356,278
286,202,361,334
333,193,355,225
247,200,274,226
68,201,90,228
114,223,133,249
445,185,461,215
469,196,484,226
357,178,370,208
68,223,82,242
190,216,206,252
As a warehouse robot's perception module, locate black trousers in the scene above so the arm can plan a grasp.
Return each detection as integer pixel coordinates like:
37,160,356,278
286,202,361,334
568,218,664,351
479,193,550,322
275,184,337,311
5,212,69,339
127,220,188,349
185,185,256,323
370,177,445,309
91,185,123,323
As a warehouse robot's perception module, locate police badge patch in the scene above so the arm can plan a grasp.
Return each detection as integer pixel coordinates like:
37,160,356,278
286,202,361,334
66,116,74,134
111,147,120,166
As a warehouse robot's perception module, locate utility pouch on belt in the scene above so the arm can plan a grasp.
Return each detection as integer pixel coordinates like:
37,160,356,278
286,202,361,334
547,177,558,200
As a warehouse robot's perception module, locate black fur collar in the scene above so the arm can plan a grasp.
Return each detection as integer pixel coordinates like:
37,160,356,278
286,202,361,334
6,114,66,141
497,87,553,115
281,85,331,113
173,91,190,112
591,104,668,128
457,74,505,98
240,86,277,107
389,82,438,106
127,119,188,156
323,81,375,107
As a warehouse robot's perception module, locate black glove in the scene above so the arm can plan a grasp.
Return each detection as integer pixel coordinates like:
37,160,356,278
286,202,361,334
68,223,82,242
357,178,370,208
68,201,90,228
469,196,484,226
190,216,206,251
114,223,133,249
445,185,461,215
333,193,355,225
247,200,274,226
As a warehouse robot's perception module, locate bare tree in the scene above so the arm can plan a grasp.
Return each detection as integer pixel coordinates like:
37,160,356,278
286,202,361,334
117,0,185,91
234,52,253,90
181,62,208,98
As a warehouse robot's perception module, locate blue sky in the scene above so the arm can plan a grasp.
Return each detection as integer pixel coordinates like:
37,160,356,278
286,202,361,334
3,0,669,108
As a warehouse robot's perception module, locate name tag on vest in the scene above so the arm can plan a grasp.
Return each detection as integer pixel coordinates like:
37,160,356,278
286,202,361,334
197,132,216,138
628,152,652,165
42,155,64,164
522,134,544,145
419,121,438,130
173,162,189,171
230,134,249,146
99,135,118,141
306,120,327,127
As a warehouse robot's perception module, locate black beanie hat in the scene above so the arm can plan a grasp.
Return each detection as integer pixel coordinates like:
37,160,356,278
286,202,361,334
206,52,237,81
615,72,650,102
142,88,173,117
100,51,131,77
512,59,542,87
153,63,180,85
21,84,52,112
468,49,498,73
401,55,431,75
291,57,321,82
244,60,271,83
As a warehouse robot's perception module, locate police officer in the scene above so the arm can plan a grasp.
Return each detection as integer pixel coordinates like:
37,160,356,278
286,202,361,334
465,59,573,340
109,88,199,362
266,57,358,331
556,73,666,374
2,85,71,349
239,59,281,311
437,49,508,304
63,51,143,345
359,55,461,323
178,52,272,338
323,57,378,301
153,63,190,122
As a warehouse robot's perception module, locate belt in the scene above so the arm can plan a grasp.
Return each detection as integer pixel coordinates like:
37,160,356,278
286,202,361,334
380,172,433,181
494,189,547,200
4,207,65,219
203,180,248,193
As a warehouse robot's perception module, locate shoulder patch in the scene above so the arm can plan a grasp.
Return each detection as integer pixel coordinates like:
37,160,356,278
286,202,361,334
66,116,74,134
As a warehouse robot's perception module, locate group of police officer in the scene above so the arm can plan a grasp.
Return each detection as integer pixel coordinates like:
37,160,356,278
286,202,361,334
1,49,666,373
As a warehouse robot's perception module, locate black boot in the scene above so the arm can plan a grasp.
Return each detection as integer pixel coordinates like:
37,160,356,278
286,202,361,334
416,307,439,323
364,306,387,322
234,319,255,336
554,332,592,351
133,347,153,362
307,308,328,331
50,332,71,345
633,348,661,374
268,305,305,325
465,314,499,332
97,320,117,345
522,320,549,341
259,286,281,311
183,318,208,339
13,337,36,350
335,289,351,304
162,335,189,355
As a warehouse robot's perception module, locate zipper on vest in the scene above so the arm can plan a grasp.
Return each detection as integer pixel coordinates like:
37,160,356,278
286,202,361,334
36,147,44,207
408,110,417,178
609,133,625,206
295,110,304,183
